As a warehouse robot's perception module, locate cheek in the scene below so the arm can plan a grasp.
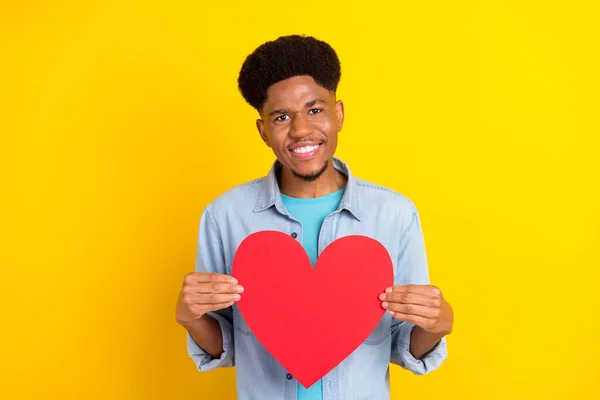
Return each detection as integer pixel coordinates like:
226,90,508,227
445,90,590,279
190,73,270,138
268,128,288,149
318,116,338,135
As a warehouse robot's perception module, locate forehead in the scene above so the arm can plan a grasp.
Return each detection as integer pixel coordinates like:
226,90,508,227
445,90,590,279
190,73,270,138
263,75,334,110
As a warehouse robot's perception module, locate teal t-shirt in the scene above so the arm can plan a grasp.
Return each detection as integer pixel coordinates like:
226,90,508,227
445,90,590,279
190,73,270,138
280,187,345,400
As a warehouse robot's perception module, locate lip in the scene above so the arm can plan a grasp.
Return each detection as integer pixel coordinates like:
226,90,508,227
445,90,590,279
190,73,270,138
289,142,323,160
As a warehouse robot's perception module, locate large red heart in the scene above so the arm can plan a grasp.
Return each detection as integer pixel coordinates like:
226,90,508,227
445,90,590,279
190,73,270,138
232,230,394,388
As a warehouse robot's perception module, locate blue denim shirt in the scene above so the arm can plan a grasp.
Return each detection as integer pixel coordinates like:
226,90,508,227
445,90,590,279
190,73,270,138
187,157,448,400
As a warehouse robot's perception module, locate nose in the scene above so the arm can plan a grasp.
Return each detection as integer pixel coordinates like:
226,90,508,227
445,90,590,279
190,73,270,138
290,114,313,138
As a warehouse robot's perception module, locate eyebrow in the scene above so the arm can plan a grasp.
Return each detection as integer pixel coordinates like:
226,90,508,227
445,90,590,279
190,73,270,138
268,99,326,117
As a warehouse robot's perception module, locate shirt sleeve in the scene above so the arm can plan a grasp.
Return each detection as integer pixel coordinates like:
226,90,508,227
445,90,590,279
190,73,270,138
186,205,235,371
390,207,448,374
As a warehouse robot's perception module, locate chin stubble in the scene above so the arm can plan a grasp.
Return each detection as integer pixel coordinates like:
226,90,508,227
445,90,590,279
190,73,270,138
291,160,329,183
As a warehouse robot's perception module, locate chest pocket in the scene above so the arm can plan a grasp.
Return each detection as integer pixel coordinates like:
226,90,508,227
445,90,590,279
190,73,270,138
232,303,254,336
362,314,391,345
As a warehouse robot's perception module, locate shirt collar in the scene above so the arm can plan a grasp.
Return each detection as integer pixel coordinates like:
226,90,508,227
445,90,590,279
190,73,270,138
253,156,361,221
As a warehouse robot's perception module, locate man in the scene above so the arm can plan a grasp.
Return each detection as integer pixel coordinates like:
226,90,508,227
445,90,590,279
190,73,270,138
175,35,453,400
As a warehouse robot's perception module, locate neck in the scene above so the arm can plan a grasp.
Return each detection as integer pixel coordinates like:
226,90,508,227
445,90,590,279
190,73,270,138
278,160,347,198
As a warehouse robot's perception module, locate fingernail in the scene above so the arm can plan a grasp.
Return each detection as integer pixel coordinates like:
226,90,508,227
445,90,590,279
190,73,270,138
233,294,241,301
231,277,238,284
382,302,389,308
389,311,395,316
379,293,386,301
237,285,244,293
385,287,392,293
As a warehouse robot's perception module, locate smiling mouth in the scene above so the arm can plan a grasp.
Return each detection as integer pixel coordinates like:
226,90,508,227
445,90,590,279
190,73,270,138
291,143,321,154
288,142,323,160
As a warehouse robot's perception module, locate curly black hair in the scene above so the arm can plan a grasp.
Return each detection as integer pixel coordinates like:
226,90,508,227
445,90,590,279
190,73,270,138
237,35,341,111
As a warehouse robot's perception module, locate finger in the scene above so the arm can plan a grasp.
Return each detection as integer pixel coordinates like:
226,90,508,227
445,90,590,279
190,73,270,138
185,272,238,285
191,293,241,305
382,302,439,318
386,284,441,298
381,292,440,308
195,282,245,294
388,311,429,327
194,301,235,314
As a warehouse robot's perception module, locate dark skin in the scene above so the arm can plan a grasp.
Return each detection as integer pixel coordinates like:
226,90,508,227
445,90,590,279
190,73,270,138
176,75,453,360
381,285,453,358
256,75,347,198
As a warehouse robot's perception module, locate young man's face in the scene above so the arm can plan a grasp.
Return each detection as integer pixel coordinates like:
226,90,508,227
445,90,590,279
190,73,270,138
256,75,344,182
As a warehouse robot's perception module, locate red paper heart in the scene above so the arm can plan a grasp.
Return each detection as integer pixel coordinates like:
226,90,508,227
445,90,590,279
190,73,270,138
232,230,394,388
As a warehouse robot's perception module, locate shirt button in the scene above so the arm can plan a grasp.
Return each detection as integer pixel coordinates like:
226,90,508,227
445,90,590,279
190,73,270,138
291,232,298,239
286,373,293,380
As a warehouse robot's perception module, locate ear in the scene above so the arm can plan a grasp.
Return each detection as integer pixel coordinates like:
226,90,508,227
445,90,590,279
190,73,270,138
256,118,271,147
335,100,345,131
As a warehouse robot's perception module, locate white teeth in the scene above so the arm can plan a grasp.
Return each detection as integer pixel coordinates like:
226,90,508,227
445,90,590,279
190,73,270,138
293,145,319,154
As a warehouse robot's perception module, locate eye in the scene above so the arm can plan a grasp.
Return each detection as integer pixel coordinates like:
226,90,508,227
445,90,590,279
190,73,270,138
275,115,289,122
309,108,323,115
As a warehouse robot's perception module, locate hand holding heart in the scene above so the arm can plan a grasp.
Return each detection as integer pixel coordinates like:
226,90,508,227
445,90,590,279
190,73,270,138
380,284,454,335
176,272,244,325
207,231,451,387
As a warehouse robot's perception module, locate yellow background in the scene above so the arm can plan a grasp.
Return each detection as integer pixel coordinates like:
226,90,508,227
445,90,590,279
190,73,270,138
1,1,599,399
